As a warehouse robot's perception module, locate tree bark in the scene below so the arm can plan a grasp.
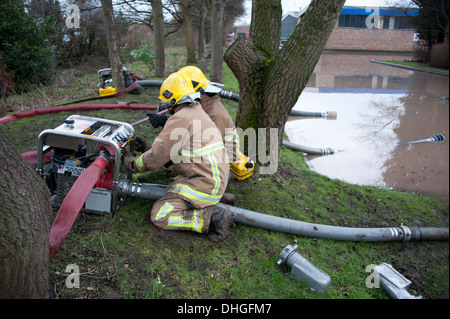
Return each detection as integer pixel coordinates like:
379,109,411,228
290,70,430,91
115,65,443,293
151,0,165,77
210,0,225,82
249,0,282,55
0,127,52,298
224,0,345,154
100,0,125,91
197,0,207,60
180,0,197,64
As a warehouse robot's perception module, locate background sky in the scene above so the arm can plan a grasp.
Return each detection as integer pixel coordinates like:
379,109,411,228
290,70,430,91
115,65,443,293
236,0,405,25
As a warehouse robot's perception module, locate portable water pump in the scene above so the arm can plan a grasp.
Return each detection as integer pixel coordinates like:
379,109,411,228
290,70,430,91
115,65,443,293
36,114,135,215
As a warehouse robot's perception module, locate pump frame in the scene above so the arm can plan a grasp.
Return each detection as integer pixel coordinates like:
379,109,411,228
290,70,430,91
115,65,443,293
36,114,135,215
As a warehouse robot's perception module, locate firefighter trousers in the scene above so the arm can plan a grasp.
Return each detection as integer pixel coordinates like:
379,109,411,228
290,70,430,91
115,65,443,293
150,192,212,233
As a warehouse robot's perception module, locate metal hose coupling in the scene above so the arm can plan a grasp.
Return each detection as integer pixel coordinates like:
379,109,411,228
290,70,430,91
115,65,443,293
115,180,168,201
98,149,111,164
219,90,240,102
390,224,449,242
372,263,422,299
321,147,336,156
277,244,331,294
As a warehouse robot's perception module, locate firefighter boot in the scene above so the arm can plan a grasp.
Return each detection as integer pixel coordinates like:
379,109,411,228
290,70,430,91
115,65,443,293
207,206,234,242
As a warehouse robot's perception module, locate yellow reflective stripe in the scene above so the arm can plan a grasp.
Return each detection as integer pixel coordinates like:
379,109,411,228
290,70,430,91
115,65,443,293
179,142,224,157
208,152,220,195
175,141,224,198
223,133,240,154
169,184,222,204
168,210,203,233
223,134,235,142
155,202,173,221
136,154,145,172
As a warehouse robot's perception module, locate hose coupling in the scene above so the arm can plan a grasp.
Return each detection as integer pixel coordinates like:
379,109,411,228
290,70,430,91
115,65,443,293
372,263,422,299
277,244,331,294
98,149,111,164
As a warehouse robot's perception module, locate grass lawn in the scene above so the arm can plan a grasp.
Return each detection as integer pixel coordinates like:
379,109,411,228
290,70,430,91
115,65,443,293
376,60,449,76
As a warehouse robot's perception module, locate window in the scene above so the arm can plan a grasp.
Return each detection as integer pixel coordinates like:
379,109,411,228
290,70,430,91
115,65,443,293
338,13,415,30
394,16,414,30
338,14,368,28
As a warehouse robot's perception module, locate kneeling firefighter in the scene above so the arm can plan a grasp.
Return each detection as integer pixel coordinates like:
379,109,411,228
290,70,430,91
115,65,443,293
122,73,234,241
177,66,239,163
149,66,239,163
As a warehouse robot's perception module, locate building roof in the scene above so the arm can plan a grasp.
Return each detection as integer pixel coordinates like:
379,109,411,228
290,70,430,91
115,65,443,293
283,5,418,20
282,5,309,21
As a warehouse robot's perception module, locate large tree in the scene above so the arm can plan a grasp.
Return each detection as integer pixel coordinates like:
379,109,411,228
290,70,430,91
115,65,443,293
100,0,125,91
210,0,225,82
151,0,166,76
0,128,52,298
224,0,345,156
180,0,197,63
410,0,449,50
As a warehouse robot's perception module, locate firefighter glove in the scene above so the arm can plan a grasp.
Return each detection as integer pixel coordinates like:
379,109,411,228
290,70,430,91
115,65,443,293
122,151,139,173
148,113,167,128
134,135,151,153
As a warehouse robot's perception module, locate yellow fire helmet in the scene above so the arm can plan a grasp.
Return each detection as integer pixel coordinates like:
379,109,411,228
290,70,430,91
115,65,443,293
177,66,224,94
158,72,201,111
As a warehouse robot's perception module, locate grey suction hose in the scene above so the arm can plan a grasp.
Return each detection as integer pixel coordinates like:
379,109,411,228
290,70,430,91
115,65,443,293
219,90,240,101
290,110,337,119
115,181,449,242
137,80,164,88
398,134,445,146
221,203,449,242
283,134,446,156
282,140,336,156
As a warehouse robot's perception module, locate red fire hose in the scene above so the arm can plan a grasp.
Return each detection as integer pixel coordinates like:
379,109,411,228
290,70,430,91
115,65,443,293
0,79,158,125
0,103,157,125
49,153,109,259
0,80,161,259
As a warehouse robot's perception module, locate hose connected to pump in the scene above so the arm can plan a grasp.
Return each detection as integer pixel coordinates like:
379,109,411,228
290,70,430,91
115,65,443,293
49,150,110,259
115,181,449,242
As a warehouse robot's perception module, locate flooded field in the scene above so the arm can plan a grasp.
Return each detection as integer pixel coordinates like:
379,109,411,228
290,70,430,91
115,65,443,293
285,51,449,202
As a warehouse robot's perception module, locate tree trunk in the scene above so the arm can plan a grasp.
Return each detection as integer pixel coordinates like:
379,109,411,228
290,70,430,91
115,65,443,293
180,0,197,64
210,0,225,82
224,0,345,155
0,127,52,298
100,0,125,91
197,0,207,60
151,0,165,77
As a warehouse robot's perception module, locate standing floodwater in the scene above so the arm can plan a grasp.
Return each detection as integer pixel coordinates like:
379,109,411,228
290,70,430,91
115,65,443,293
285,51,449,202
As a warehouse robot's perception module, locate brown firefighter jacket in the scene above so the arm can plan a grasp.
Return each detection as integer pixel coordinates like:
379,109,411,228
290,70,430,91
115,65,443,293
200,93,239,163
135,102,230,209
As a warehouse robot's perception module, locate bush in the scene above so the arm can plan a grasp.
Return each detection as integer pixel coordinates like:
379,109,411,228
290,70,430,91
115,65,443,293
0,2,54,93
120,43,133,64
0,59,16,97
430,41,449,69
130,41,155,74
413,40,430,62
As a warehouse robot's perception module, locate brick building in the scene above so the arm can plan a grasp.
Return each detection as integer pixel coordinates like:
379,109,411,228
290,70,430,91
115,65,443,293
282,5,419,52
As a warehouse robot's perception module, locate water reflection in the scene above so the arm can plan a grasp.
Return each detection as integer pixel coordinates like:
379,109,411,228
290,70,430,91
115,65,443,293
285,51,449,201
